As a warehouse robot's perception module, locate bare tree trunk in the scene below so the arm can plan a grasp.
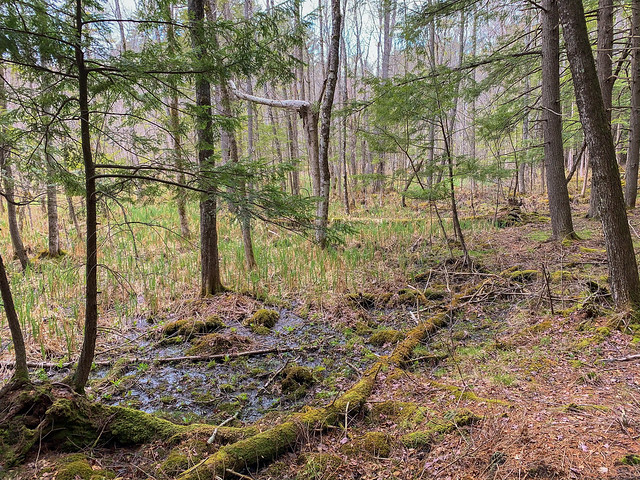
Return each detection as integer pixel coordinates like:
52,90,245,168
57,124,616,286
0,77,29,271
67,195,83,241
0,250,28,382
560,0,640,307
315,0,342,248
588,0,614,218
72,0,99,393
113,0,127,52
542,0,576,240
626,0,640,208
167,5,191,238
340,23,350,215
46,156,60,256
189,0,224,296
286,111,301,195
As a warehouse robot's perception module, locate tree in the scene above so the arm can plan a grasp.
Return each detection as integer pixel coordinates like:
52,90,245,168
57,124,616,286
188,0,224,295
626,0,640,208
0,250,28,384
541,0,575,240
559,0,640,307
229,0,343,248
0,73,29,271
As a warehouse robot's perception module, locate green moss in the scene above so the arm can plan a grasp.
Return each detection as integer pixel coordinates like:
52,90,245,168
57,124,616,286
161,450,192,476
620,454,640,465
280,366,315,395
401,409,481,449
524,320,552,334
345,292,391,308
56,455,114,480
509,270,538,282
401,431,433,449
297,453,343,480
105,406,188,444
243,309,279,330
551,270,574,282
391,289,428,306
423,288,446,300
186,333,252,356
370,401,419,422
369,329,404,346
346,432,391,457
251,325,272,335
579,246,605,254
163,315,225,338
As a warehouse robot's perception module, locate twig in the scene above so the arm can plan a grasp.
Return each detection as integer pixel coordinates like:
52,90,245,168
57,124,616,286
260,356,297,392
207,412,239,445
224,468,254,480
542,264,554,314
601,354,640,363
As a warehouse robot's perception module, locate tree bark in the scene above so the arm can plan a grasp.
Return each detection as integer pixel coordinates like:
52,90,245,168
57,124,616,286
560,0,640,307
588,0,614,218
166,5,191,239
542,0,575,241
626,0,640,208
315,0,342,248
67,195,83,241
0,250,28,381
46,155,60,256
189,0,224,295
72,0,99,393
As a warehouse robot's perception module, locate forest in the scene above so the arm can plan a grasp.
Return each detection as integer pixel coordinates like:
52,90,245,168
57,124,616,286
1,0,640,478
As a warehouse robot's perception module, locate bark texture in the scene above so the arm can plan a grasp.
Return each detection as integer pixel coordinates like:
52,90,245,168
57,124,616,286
626,0,640,208
560,0,640,307
0,251,27,381
315,0,343,247
542,0,575,240
72,0,99,393
189,0,224,295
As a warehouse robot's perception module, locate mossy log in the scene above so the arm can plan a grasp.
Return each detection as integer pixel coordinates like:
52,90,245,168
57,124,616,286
401,408,482,449
0,383,252,468
178,277,497,479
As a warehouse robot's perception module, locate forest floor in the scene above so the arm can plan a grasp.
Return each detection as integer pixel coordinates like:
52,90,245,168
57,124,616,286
3,197,640,479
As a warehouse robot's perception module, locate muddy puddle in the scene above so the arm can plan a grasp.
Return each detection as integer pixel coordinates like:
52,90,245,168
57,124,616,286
88,308,411,424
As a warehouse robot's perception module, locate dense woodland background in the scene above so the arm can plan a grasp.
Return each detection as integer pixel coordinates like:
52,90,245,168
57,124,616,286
2,0,640,479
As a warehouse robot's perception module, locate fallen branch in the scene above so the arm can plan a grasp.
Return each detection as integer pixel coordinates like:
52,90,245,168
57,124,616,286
0,346,311,370
601,354,640,363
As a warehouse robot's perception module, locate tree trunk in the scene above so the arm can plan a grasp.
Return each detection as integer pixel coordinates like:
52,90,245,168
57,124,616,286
560,0,640,307
67,195,83,241
286,111,301,196
72,0,99,393
340,27,350,215
626,0,640,208
542,0,575,241
0,151,29,272
167,6,191,239
587,0,614,218
315,0,342,248
46,156,60,256
221,82,257,270
0,251,28,381
189,0,224,296
0,75,29,271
